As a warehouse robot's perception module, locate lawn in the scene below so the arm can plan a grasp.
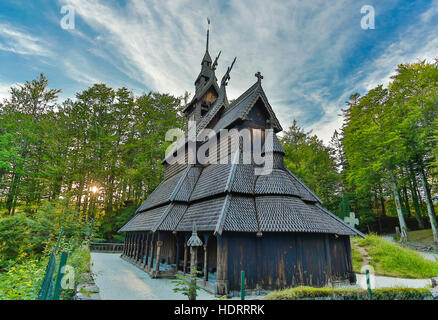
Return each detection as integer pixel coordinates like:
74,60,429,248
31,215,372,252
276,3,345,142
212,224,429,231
351,234,438,279
406,229,435,244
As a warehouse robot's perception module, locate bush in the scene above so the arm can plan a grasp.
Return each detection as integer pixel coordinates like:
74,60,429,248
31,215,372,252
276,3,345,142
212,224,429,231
0,201,89,269
264,286,432,300
0,259,46,300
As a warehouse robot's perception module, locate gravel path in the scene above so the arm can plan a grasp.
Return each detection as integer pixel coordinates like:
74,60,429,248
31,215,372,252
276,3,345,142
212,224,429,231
90,252,215,300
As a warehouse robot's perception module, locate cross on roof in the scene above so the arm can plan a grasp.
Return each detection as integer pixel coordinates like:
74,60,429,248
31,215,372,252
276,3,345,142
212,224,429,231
255,71,263,82
344,212,359,228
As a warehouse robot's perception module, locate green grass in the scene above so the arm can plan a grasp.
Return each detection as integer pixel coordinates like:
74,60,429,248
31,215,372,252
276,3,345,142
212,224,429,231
264,286,431,300
352,234,438,279
351,242,363,272
407,229,435,244
264,287,431,300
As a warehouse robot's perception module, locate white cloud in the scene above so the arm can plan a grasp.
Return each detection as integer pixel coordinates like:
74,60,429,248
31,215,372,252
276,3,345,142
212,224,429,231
0,24,52,57
0,83,11,101
56,0,437,144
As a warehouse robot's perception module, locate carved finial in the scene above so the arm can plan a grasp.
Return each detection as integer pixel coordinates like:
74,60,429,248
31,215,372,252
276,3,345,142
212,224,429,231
221,57,237,86
212,51,221,70
255,71,263,83
187,222,203,247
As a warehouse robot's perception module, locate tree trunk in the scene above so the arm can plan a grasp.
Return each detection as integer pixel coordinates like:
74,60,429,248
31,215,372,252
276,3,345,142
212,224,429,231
402,186,411,217
409,175,425,229
379,186,386,217
390,171,408,242
418,166,438,244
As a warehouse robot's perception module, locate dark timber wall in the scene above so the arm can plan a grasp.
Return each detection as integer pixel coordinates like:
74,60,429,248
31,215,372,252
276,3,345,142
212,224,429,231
218,232,354,292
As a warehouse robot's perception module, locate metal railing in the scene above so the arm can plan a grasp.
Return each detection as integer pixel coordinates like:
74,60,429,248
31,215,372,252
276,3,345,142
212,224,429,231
37,228,69,300
89,242,124,253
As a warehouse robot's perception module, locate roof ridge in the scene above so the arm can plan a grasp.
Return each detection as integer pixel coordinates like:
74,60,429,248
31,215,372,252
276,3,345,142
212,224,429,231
227,81,259,110
214,150,239,235
241,84,282,131
151,166,192,232
284,167,323,204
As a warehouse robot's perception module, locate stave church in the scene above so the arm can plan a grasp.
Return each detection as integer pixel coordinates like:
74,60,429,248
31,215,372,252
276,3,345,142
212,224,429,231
119,24,364,295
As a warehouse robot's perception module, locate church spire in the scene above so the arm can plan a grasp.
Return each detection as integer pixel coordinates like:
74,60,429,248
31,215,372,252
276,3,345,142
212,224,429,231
206,17,210,52
195,18,214,91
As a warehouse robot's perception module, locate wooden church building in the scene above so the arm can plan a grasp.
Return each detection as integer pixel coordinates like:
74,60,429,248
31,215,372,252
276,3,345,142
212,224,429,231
119,25,364,295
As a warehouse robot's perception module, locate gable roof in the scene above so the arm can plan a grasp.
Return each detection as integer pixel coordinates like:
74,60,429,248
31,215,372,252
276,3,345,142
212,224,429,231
212,80,282,133
120,67,363,238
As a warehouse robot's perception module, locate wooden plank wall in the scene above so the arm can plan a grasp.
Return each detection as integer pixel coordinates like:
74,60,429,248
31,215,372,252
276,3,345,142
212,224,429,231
220,232,353,291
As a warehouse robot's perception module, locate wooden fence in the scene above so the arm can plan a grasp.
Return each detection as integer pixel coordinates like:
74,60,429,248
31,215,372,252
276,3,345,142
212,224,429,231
90,242,124,253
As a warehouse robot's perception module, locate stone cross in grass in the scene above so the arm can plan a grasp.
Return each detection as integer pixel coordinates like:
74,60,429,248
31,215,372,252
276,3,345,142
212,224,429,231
344,212,359,228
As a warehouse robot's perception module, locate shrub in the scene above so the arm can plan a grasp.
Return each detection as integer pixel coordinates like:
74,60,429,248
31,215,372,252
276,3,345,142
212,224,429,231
264,286,432,300
0,259,46,300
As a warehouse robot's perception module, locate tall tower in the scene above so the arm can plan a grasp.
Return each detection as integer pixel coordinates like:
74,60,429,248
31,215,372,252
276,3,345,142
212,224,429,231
183,19,220,126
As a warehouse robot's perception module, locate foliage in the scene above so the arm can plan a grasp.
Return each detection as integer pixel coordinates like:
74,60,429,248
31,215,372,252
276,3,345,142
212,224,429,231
0,201,89,268
281,120,341,211
0,259,46,300
353,234,438,278
171,269,202,300
67,244,91,287
264,286,432,300
0,75,184,241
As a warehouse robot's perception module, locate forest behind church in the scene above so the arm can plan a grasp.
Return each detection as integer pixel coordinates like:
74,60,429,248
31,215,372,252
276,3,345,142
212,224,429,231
0,59,437,275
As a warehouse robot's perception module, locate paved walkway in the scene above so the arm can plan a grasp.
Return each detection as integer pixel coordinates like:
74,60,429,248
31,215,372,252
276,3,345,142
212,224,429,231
90,252,215,300
91,252,437,299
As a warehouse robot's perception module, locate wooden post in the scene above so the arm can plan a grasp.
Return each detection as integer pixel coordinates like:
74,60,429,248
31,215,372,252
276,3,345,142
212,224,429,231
175,236,181,272
155,241,163,272
143,233,150,268
133,233,138,261
149,234,155,270
131,233,136,259
203,234,210,284
131,233,135,258
190,246,198,272
128,233,132,257
216,235,228,295
183,242,188,275
203,244,208,284
137,233,142,262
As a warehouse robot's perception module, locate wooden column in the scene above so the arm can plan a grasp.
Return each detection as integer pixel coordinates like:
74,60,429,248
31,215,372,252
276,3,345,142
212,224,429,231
190,246,198,273
175,235,181,272
143,232,150,268
123,234,127,256
155,241,163,272
132,232,138,261
137,233,143,264
183,242,188,274
131,233,135,258
128,233,133,258
149,234,155,270
130,233,135,259
216,235,228,295
203,234,210,284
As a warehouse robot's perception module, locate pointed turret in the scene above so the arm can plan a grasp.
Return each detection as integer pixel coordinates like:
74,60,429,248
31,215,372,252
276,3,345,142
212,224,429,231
195,19,213,91
183,19,221,124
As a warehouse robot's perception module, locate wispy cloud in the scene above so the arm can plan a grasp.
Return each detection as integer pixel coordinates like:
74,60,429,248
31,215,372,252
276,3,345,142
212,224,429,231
59,0,363,140
0,23,52,57
1,0,436,144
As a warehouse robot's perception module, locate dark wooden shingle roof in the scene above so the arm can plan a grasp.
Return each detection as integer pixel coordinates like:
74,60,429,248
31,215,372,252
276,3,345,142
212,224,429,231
119,52,363,238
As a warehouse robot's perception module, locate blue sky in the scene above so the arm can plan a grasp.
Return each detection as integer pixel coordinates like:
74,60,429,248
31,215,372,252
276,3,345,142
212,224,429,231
0,0,437,142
